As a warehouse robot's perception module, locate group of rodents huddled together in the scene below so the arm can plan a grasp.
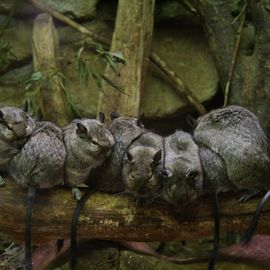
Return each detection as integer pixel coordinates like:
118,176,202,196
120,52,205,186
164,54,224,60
1,102,270,270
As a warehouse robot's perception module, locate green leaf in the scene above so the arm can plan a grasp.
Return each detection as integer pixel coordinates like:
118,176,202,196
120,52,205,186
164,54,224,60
27,71,43,82
264,0,270,11
109,51,126,64
0,175,5,187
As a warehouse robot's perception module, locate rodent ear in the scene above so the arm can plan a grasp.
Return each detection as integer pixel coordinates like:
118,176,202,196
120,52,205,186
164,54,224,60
153,150,162,166
23,100,29,113
0,110,4,119
110,112,120,120
126,151,133,162
186,114,197,128
76,122,87,136
137,113,144,127
98,112,105,123
186,169,198,180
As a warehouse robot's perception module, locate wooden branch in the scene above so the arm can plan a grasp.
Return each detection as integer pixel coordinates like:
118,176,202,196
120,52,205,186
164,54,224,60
27,0,205,116
97,0,155,118
32,13,70,126
1,179,270,245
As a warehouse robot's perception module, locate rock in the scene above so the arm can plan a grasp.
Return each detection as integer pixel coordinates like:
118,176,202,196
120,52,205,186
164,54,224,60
96,0,197,23
140,24,218,118
155,0,196,22
36,0,98,20
0,16,32,74
0,0,98,20
0,0,37,14
0,84,27,108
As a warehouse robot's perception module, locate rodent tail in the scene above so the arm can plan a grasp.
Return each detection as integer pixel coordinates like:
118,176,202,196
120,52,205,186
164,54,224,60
70,187,96,270
242,190,270,244
25,186,36,270
208,192,220,270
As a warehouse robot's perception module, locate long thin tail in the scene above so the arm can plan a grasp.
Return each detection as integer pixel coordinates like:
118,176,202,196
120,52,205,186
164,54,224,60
208,192,220,270
25,186,36,270
242,190,270,244
70,187,96,270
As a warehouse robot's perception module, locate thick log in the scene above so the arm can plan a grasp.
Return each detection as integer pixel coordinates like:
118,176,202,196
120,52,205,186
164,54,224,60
97,0,155,118
32,13,70,126
0,179,270,244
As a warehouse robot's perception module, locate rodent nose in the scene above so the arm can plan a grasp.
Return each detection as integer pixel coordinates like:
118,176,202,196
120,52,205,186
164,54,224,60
162,168,173,178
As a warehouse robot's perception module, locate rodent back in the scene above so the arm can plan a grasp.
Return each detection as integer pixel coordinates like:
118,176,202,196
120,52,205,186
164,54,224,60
9,121,66,188
194,105,270,191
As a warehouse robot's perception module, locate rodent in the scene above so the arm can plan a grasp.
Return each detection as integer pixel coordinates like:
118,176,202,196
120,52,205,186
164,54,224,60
194,105,270,193
193,105,270,270
63,116,115,188
159,130,203,205
9,120,66,270
121,131,163,200
0,104,35,173
70,114,145,270
9,121,66,188
66,114,115,270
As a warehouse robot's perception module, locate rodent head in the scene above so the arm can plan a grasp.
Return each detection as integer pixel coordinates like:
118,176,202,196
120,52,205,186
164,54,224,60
75,119,115,163
160,130,203,205
160,159,202,205
109,114,145,143
122,146,162,198
0,104,35,143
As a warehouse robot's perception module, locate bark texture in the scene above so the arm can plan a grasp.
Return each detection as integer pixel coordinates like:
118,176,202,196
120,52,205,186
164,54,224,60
32,13,70,126
1,180,270,244
97,0,155,119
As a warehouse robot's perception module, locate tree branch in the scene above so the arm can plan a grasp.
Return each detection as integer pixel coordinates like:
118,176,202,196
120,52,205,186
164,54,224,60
32,13,70,125
1,180,270,244
97,0,155,118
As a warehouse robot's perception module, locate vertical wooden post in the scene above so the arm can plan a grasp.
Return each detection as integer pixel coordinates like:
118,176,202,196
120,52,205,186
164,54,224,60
97,0,155,119
32,13,70,126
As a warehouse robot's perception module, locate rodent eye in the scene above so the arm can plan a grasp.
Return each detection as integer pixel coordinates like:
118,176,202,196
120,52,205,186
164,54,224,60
90,139,99,146
6,125,12,131
186,170,198,180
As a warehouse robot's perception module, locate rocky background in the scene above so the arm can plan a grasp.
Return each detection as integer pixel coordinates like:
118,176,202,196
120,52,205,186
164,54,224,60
0,0,222,122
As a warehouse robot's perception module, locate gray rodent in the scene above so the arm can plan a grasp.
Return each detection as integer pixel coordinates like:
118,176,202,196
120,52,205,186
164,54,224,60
63,117,115,188
9,121,66,188
193,105,270,270
0,105,35,173
9,120,66,270
194,105,270,193
70,114,145,269
121,131,163,200
159,130,203,205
